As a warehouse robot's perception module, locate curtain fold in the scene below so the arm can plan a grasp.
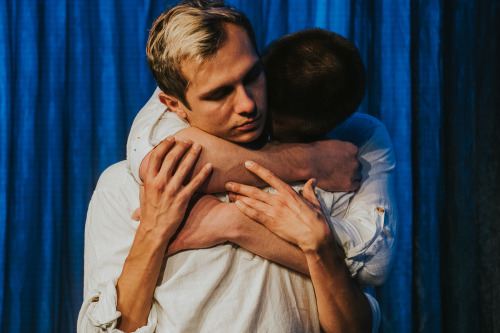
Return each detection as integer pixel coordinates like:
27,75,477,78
0,0,498,332
410,0,442,331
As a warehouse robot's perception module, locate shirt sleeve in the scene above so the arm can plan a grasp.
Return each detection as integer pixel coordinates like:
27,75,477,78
325,113,398,286
127,87,190,184
77,162,158,332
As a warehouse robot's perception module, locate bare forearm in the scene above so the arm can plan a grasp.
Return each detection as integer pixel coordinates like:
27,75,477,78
305,240,372,333
167,197,309,274
140,128,360,193
116,226,168,331
172,128,309,193
116,138,211,331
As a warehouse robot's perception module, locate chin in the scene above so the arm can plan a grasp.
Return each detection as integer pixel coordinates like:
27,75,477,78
232,128,265,143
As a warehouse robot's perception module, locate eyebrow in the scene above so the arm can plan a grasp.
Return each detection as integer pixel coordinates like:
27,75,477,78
199,60,262,100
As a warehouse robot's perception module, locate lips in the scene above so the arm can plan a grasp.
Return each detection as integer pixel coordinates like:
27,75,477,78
237,115,263,130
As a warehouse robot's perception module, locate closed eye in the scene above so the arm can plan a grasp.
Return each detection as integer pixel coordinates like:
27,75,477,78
204,86,233,101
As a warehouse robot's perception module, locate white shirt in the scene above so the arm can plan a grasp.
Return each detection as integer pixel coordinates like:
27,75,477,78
127,88,397,284
78,89,397,332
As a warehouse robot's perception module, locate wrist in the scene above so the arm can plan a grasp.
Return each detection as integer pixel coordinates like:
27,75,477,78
302,234,344,264
276,142,313,181
136,222,171,252
216,202,245,243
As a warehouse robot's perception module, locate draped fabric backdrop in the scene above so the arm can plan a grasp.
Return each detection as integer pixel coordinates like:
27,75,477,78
0,0,498,332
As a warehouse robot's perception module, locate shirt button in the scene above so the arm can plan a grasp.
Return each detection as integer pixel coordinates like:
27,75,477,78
91,296,100,302
376,207,385,213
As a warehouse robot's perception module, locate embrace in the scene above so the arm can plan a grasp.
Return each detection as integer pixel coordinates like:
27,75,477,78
78,1,397,332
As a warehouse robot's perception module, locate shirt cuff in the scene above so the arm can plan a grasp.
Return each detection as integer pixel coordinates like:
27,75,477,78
330,205,387,278
79,279,157,332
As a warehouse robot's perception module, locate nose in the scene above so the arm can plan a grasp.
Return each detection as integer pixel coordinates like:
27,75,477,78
234,85,256,115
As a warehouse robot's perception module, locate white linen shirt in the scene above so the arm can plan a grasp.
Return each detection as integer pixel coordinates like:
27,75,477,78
78,89,396,332
127,88,397,284
78,161,382,333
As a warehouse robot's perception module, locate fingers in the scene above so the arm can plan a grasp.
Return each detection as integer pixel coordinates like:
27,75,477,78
301,178,321,208
234,198,273,226
158,139,193,179
225,181,273,203
230,194,272,214
243,161,291,193
131,207,141,221
168,142,203,188
182,162,213,195
146,136,176,176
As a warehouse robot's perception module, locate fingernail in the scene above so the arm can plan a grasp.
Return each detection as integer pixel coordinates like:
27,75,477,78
166,136,174,141
193,143,201,150
312,178,317,187
225,182,234,190
245,161,254,168
205,163,212,170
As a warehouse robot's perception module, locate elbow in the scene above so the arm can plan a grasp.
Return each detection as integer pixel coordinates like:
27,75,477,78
357,261,391,286
355,235,396,286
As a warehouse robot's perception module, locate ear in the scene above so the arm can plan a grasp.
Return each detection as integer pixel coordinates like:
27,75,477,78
159,92,188,119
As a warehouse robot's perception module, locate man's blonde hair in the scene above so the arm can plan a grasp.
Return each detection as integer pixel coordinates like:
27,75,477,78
146,0,257,108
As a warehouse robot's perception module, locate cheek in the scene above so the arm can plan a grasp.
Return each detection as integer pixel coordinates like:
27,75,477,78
193,103,232,128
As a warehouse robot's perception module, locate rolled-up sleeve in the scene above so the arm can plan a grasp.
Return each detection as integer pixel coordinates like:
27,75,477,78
77,162,158,332
326,114,397,286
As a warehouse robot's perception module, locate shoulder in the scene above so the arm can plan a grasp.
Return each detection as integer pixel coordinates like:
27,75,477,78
331,113,386,142
95,161,138,191
331,113,393,153
90,161,140,216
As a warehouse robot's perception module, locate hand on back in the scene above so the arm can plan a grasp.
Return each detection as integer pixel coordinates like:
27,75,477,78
139,136,212,242
308,140,361,192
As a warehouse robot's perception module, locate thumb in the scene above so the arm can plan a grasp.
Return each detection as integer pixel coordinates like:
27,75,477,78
302,178,320,207
131,207,141,221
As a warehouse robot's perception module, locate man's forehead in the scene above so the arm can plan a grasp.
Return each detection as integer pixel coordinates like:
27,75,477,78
181,25,260,95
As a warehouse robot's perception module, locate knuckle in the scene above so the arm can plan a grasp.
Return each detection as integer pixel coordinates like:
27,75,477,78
263,169,275,179
255,211,265,221
249,188,259,196
175,164,188,176
167,154,178,167
177,191,190,202
151,178,164,190
164,187,178,197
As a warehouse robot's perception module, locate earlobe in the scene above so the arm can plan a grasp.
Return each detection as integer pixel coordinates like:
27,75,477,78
159,92,188,119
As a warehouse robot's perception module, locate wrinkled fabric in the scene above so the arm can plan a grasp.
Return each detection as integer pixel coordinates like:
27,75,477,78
2,0,498,332
127,92,397,286
79,160,383,332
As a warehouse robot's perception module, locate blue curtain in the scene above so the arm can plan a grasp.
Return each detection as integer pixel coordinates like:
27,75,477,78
1,0,498,332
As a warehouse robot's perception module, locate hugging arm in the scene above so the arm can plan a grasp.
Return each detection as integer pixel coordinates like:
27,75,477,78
165,114,397,288
139,128,361,194
116,139,212,331
326,114,397,286
166,194,310,274
227,162,372,333
129,90,360,193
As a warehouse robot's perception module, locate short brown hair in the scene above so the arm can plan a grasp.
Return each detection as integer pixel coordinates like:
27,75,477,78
262,28,366,142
